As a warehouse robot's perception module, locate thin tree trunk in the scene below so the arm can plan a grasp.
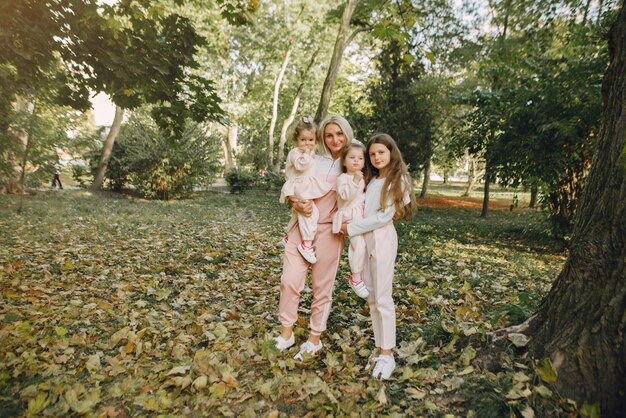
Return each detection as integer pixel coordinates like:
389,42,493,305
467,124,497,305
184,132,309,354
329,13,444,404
480,161,490,218
420,157,431,198
463,157,484,197
17,101,36,213
268,45,292,169
528,5,626,415
529,184,538,208
314,0,362,124
443,168,449,184
92,106,124,190
223,124,238,172
275,46,321,173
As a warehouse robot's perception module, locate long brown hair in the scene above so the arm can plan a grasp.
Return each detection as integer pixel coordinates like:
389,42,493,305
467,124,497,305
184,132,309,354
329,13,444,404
364,133,416,220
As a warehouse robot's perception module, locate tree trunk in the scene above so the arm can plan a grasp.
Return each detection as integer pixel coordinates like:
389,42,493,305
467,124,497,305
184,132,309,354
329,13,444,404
275,46,321,173
92,106,124,190
529,184,538,208
420,157,431,199
443,168,449,184
17,101,36,213
268,45,292,169
314,0,361,124
223,124,238,172
529,5,626,415
480,161,491,218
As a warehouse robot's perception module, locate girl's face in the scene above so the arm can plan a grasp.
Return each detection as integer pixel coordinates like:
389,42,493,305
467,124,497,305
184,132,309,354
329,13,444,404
297,129,316,151
324,123,347,158
344,147,365,173
369,143,391,175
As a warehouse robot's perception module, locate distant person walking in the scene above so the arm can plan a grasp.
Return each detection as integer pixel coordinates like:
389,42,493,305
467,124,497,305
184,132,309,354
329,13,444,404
50,163,63,189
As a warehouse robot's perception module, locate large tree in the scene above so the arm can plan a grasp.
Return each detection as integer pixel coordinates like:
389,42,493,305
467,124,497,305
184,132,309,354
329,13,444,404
525,3,626,415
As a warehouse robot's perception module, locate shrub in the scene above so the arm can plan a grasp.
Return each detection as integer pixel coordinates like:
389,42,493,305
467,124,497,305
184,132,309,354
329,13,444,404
224,167,256,193
70,165,91,188
255,170,285,190
89,109,221,199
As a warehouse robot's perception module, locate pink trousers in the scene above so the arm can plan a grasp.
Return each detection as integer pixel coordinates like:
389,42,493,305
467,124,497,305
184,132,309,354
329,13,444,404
363,223,398,350
278,221,343,335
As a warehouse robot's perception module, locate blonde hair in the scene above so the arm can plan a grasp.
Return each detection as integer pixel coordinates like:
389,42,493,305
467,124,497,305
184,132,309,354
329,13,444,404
317,115,354,157
365,133,416,220
292,116,316,143
340,142,366,173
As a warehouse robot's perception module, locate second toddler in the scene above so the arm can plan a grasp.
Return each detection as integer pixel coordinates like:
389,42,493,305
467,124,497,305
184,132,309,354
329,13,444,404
332,142,369,298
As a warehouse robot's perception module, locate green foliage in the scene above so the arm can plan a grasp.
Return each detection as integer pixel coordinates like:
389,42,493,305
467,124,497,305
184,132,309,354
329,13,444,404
70,165,91,189
224,167,257,193
1,0,225,134
256,170,285,190
94,110,221,199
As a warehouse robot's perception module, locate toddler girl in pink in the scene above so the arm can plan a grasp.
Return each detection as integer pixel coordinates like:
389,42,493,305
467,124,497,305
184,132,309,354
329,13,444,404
332,143,369,298
280,117,332,264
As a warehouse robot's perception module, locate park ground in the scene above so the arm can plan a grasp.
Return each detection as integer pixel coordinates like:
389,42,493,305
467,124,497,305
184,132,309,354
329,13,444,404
0,183,574,417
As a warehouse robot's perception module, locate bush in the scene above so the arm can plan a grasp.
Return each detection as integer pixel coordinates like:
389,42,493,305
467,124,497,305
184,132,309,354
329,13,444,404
255,170,285,190
89,109,221,199
70,165,91,188
224,167,256,193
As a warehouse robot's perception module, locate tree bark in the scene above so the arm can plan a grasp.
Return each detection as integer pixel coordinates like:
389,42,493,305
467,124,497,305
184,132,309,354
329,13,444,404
420,157,431,198
223,124,238,172
92,106,124,190
480,161,491,218
528,5,626,415
275,46,321,173
314,0,361,124
529,183,538,208
17,101,36,213
268,45,292,169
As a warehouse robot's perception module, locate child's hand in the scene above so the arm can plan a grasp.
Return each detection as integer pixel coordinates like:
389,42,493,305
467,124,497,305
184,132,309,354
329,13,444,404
340,222,349,235
353,171,363,182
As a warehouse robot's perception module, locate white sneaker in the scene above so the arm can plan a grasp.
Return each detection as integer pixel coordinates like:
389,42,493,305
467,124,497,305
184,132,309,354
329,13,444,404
294,340,323,361
349,276,369,298
297,242,317,264
371,355,395,380
273,334,295,351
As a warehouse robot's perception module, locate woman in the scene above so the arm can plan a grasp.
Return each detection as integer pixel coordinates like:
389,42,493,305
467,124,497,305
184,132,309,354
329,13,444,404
274,115,352,360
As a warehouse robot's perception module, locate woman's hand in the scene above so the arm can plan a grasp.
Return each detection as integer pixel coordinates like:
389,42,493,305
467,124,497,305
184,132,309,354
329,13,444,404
340,222,349,235
290,198,313,217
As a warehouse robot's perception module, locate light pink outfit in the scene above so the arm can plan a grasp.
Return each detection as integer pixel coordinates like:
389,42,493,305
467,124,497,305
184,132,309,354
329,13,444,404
332,173,366,276
280,148,332,241
278,155,343,335
347,176,411,350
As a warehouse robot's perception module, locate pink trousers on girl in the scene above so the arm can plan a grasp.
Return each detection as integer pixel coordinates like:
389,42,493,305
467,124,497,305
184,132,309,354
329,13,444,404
363,223,398,350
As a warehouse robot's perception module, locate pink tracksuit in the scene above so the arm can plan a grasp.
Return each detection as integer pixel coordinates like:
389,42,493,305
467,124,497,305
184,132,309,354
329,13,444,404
278,155,343,335
280,148,332,241
347,176,411,350
332,173,365,276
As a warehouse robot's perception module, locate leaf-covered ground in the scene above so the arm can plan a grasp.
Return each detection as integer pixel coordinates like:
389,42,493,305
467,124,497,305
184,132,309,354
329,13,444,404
1,188,570,417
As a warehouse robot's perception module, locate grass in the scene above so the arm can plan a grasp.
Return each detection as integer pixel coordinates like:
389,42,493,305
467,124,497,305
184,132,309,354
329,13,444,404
0,186,567,417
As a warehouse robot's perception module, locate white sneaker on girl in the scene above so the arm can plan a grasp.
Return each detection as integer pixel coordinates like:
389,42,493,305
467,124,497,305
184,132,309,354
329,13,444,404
297,242,317,264
294,340,323,361
273,334,295,351
349,276,369,298
371,354,395,380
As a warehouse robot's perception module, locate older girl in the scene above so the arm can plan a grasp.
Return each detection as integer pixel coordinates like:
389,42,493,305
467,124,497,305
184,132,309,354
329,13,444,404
341,133,416,379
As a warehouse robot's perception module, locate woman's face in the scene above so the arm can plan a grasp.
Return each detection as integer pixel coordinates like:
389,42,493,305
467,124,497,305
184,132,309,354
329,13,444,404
324,123,347,158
